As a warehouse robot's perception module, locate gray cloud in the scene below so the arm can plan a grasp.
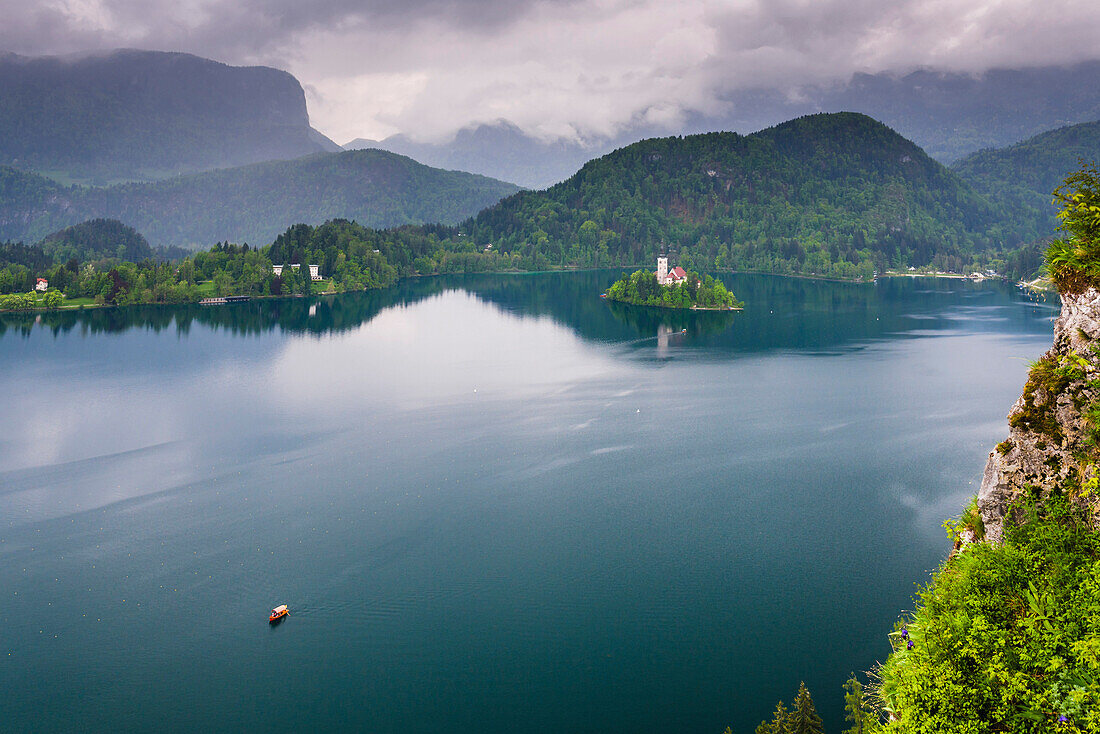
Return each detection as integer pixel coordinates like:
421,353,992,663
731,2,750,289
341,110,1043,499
3,0,1099,144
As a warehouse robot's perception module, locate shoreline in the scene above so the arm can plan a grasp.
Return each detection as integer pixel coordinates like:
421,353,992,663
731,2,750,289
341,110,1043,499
604,296,744,311
2,267,1014,315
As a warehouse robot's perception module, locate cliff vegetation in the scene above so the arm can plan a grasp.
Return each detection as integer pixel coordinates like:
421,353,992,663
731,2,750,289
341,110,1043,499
866,163,1100,732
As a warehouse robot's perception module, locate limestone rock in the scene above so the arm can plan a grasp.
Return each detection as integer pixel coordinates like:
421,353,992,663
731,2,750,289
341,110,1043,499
978,287,1100,542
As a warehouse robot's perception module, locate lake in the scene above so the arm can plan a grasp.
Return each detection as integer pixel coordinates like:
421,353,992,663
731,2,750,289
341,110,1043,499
0,271,1057,732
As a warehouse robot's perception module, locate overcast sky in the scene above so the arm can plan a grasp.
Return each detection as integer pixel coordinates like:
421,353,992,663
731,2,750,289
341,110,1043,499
4,0,1100,144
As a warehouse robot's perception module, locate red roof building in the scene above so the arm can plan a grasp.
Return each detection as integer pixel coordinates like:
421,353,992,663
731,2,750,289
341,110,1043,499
655,255,692,286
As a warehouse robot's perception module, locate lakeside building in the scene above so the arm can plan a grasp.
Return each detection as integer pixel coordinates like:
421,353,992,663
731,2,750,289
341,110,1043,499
272,264,322,281
35,278,48,292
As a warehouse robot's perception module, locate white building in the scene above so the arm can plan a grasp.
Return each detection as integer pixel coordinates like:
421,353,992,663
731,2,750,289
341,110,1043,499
35,277,48,292
272,264,322,281
655,255,688,286
656,255,668,284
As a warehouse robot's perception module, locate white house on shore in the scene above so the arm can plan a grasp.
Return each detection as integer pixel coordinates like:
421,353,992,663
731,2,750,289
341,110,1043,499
35,278,48,292
655,255,688,286
272,264,322,281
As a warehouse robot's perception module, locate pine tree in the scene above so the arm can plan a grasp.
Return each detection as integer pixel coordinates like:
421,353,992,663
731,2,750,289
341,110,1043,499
843,675,875,734
789,682,824,734
755,701,792,734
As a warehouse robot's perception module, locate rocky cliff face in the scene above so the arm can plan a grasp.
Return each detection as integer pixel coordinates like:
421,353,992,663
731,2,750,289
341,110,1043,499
979,287,1100,541
0,49,336,183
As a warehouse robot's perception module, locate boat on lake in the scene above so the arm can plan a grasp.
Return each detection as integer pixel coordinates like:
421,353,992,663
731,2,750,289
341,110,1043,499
269,604,288,623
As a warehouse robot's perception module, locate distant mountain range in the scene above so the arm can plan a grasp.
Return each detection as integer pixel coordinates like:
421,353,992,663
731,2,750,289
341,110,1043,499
0,49,339,184
2,111,1087,295
353,62,1100,188
0,149,520,247
4,110,1092,273
346,122,592,191
1,44,1097,279
4,47,1098,196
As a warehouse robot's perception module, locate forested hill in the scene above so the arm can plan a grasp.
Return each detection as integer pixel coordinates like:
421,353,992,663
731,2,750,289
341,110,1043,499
38,219,155,263
0,49,337,184
952,119,1100,244
0,150,521,248
462,113,1010,279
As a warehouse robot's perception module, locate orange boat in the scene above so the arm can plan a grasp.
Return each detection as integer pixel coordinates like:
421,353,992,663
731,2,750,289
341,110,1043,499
269,604,289,623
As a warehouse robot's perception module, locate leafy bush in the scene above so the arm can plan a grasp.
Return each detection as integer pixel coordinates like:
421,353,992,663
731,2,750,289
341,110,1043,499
876,491,1100,733
1044,163,1100,293
0,291,37,310
944,496,986,543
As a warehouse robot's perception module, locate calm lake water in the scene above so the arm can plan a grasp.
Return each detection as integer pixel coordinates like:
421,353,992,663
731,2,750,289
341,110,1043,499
0,272,1057,733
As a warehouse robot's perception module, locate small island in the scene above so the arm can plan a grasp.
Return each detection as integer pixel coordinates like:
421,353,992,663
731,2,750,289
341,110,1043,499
604,256,744,310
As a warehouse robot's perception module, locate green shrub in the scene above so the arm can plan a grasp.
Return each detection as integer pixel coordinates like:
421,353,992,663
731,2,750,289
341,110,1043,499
877,492,1100,733
1044,163,1100,294
0,291,37,310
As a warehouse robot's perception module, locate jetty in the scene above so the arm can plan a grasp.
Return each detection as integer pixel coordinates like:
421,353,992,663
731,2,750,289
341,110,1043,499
199,295,252,305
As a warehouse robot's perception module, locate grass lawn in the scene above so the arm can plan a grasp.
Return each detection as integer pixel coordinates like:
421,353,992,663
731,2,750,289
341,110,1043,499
60,296,99,308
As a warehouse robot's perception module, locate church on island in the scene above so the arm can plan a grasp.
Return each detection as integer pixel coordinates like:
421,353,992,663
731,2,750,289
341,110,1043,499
656,255,689,286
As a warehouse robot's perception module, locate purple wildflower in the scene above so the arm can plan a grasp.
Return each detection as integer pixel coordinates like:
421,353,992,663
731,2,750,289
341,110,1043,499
906,639,914,650
1059,715,1068,723
901,629,908,639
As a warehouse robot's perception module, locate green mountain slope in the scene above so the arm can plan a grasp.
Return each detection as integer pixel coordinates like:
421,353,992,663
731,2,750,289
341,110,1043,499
0,150,521,248
463,113,1011,279
953,119,1100,243
0,49,336,184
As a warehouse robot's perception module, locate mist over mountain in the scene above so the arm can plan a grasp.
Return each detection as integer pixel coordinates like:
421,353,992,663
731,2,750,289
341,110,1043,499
710,62,1100,163
0,150,520,248
0,49,339,184
346,122,592,191
357,61,1100,189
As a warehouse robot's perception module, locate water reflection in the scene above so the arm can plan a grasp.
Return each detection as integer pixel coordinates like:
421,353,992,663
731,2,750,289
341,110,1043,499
0,270,1061,734
0,271,1057,354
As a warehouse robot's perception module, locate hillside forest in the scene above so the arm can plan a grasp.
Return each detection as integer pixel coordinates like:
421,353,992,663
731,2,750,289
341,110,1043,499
0,112,1093,309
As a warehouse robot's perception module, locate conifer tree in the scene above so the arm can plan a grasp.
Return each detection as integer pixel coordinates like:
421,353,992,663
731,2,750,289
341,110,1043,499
789,682,823,734
755,701,791,734
842,675,875,734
